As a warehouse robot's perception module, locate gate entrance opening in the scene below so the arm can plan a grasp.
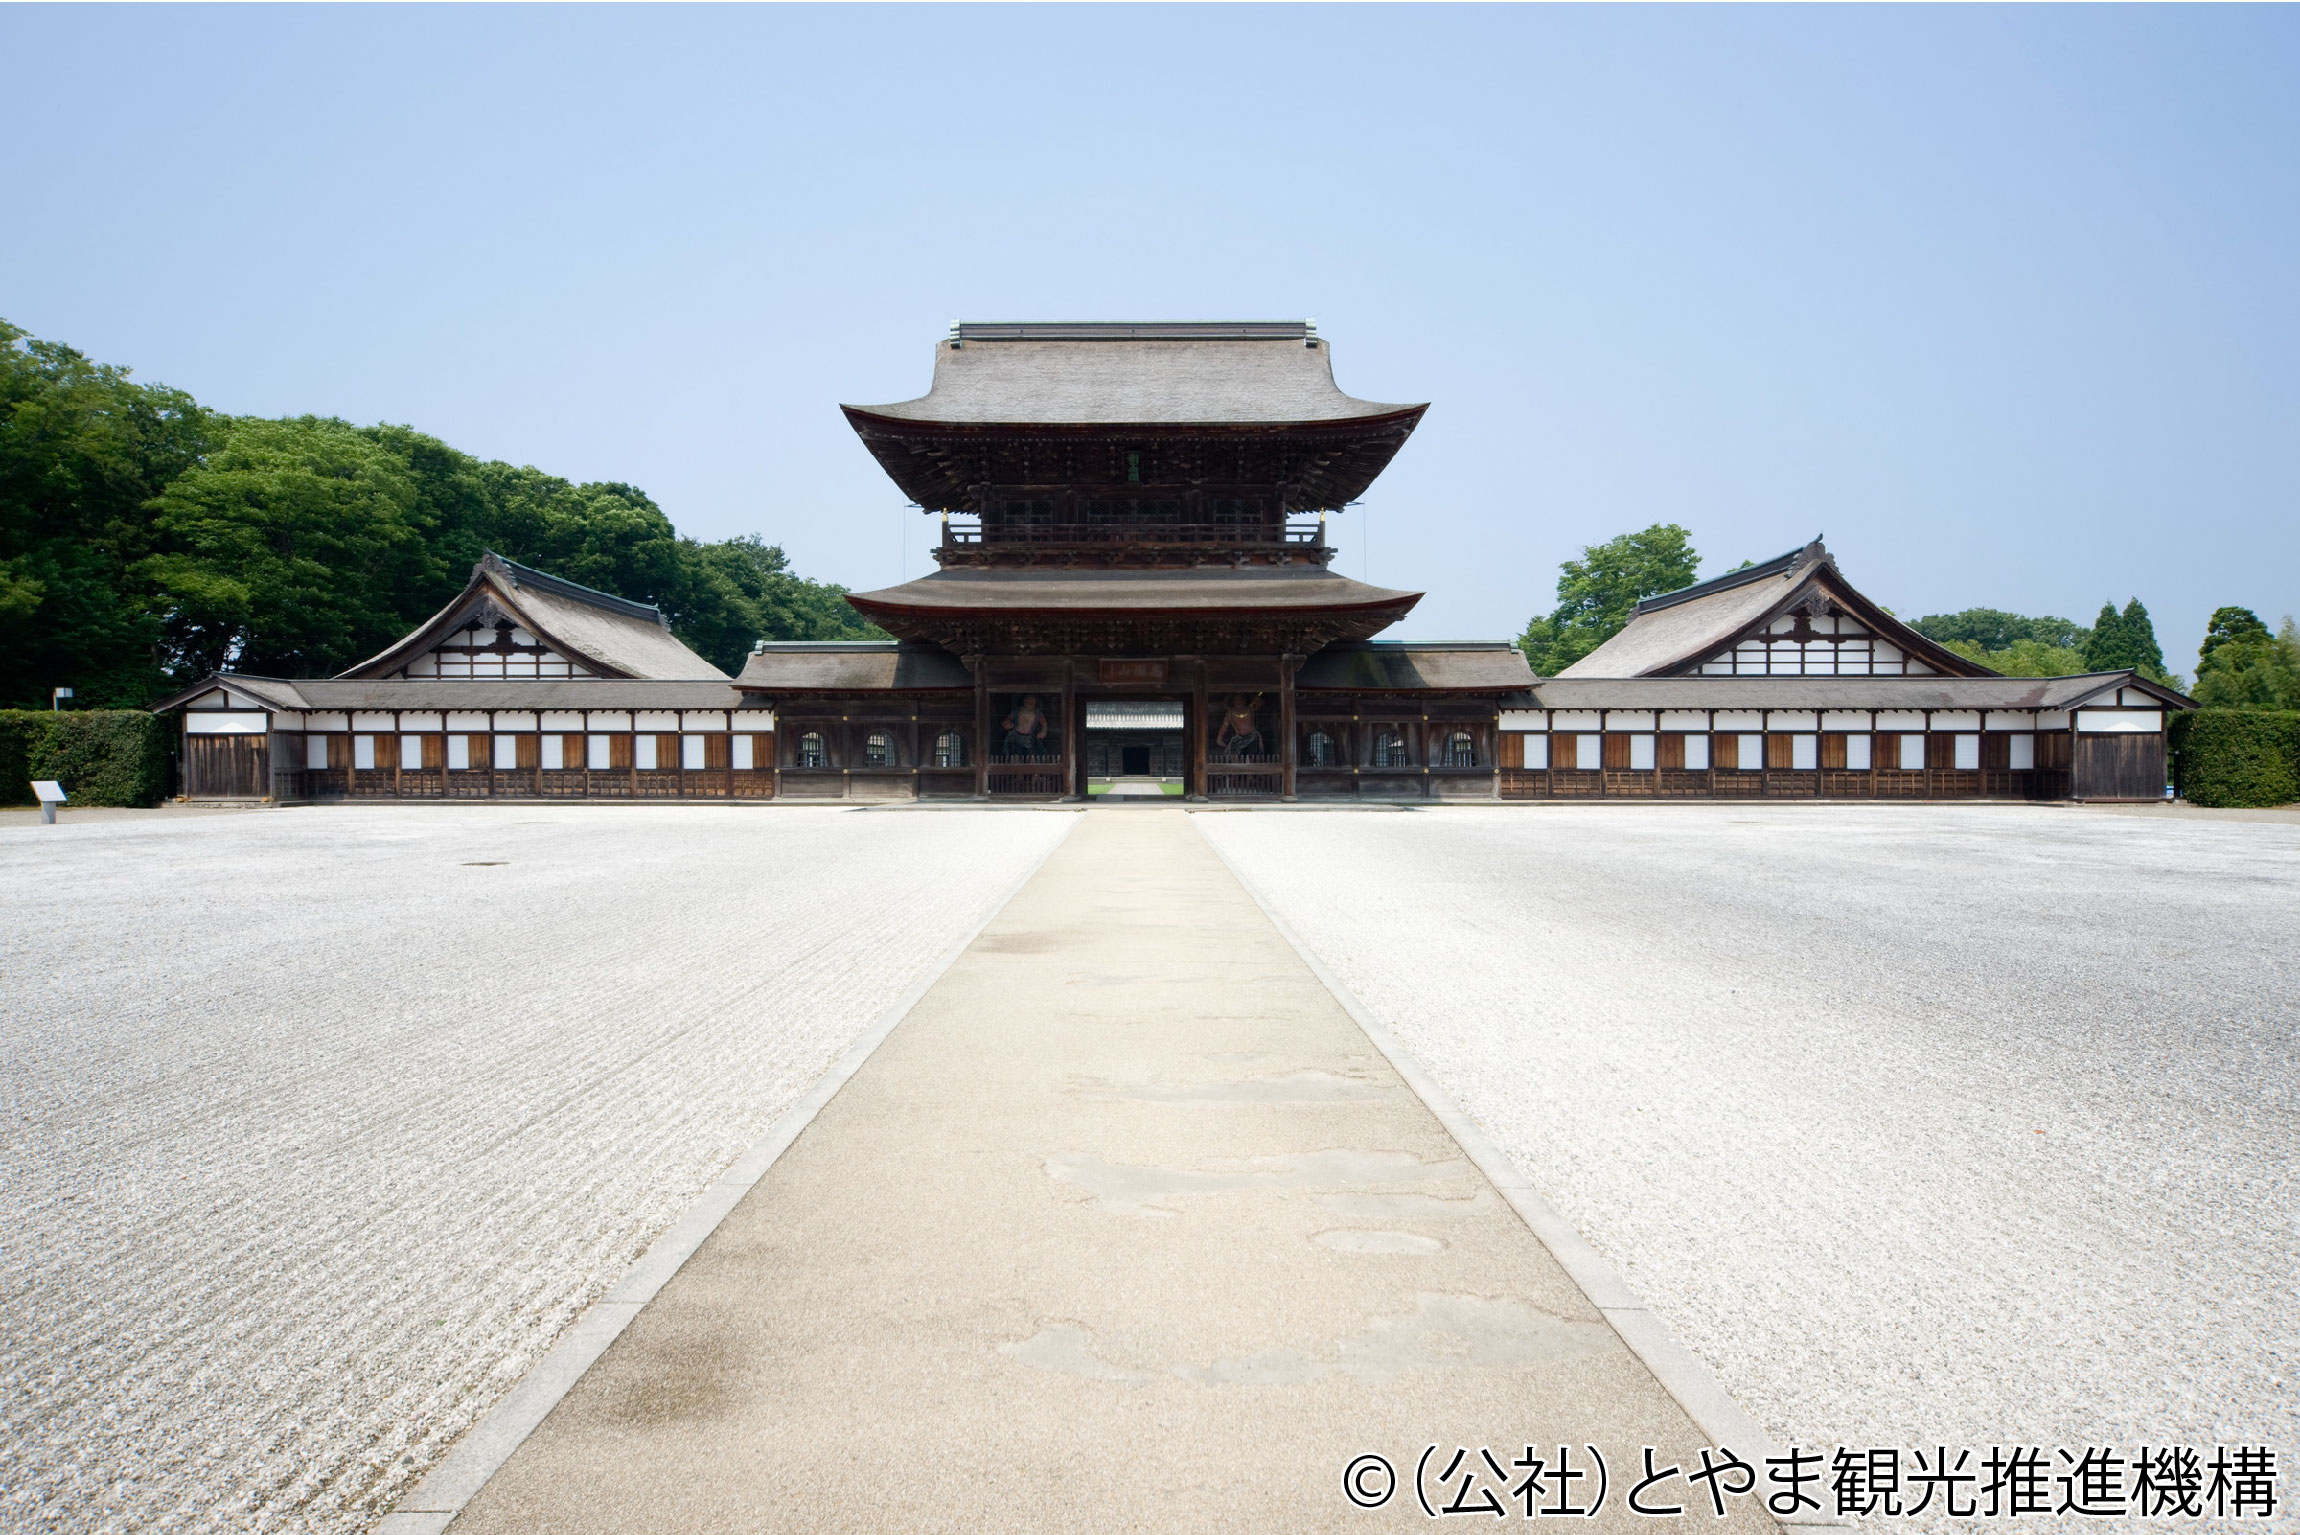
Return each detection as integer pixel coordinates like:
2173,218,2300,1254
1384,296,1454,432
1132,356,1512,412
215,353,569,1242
1085,699,1186,797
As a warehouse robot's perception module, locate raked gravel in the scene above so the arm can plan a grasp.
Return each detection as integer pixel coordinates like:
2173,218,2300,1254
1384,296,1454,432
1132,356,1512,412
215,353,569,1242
0,803,1072,1534
1198,804,2297,1515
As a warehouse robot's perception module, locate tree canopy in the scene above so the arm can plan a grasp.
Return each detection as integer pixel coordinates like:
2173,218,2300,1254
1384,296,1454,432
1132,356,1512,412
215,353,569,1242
1910,607,2090,653
1517,524,1701,675
2083,598,2173,684
0,319,878,706
2190,607,2299,710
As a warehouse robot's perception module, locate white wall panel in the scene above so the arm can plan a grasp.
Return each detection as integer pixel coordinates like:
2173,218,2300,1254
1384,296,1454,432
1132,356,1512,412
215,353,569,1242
1767,711,1819,730
1499,709,1545,732
541,711,584,731
1551,710,1601,732
1714,710,1764,731
1875,710,1926,731
400,712,444,732
2009,734,2036,769
1658,710,1707,731
732,710,776,730
307,712,349,732
588,711,633,731
184,713,269,735
679,711,728,731
1984,712,2034,731
1604,710,1656,731
2077,710,2162,733
1681,734,1709,769
352,712,396,732
446,711,489,732
1845,734,1872,770
2038,711,2071,729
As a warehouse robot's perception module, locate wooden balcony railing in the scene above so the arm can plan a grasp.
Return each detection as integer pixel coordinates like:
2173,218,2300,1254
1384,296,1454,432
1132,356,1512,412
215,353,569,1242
944,517,1328,549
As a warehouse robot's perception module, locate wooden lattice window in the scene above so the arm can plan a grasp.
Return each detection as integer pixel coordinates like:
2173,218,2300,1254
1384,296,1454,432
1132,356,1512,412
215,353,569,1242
932,731,966,768
797,732,827,769
864,731,895,768
1440,731,1475,768
1373,729,1410,768
1305,730,1337,767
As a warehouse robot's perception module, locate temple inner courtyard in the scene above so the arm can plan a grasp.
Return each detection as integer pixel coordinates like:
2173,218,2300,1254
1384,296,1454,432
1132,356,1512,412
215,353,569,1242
3,802,2293,1532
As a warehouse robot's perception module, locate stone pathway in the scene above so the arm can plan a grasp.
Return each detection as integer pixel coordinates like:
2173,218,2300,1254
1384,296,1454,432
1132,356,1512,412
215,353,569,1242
436,809,1775,1532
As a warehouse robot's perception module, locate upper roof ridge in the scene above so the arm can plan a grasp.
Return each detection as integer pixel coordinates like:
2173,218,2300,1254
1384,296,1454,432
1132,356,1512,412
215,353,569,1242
951,321,1315,343
1633,538,1828,615
478,551,668,627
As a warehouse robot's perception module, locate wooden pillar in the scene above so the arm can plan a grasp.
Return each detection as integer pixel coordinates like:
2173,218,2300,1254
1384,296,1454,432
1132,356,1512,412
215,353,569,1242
1189,657,1208,800
1279,653,1300,801
1061,659,1078,800
968,654,989,799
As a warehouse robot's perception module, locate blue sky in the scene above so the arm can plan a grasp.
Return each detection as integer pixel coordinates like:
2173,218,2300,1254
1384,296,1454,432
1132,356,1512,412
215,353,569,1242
5,5,2294,667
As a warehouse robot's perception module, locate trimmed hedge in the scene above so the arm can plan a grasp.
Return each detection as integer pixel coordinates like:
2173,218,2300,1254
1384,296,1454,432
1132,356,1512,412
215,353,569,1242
2169,709,2300,809
0,710,174,807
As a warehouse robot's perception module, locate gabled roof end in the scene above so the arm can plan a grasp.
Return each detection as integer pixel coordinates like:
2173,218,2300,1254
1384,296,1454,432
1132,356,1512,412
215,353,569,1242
475,551,670,628
1635,538,1828,616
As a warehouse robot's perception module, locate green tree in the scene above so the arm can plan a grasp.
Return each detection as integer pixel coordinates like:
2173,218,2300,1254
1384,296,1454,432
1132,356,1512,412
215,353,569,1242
1937,636,2091,677
1517,524,1701,675
4,318,900,690
1912,607,2090,653
141,416,435,678
2081,597,2174,684
0,319,214,707
2120,598,2167,678
677,534,884,674
2081,602,2127,670
2192,610,2299,710
2196,606,2271,670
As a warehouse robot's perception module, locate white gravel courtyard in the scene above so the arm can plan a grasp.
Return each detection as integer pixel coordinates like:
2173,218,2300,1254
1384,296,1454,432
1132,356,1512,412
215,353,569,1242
0,803,1072,1535
1198,804,2298,1508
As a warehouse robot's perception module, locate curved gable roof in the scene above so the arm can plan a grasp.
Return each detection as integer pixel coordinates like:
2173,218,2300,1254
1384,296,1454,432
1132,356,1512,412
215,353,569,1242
1556,541,1993,680
338,553,728,681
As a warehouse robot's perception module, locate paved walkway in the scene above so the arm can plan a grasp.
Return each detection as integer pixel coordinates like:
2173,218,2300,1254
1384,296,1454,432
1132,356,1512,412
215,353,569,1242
444,810,1772,1532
